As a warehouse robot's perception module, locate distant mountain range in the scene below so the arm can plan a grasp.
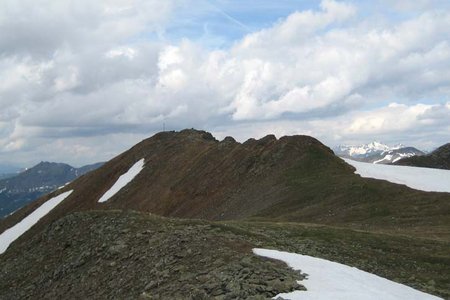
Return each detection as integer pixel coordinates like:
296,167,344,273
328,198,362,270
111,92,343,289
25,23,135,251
394,143,450,170
333,142,425,164
0,161,103,218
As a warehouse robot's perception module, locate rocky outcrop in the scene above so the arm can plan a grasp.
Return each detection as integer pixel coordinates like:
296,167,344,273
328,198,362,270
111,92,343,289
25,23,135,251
0,211,303,299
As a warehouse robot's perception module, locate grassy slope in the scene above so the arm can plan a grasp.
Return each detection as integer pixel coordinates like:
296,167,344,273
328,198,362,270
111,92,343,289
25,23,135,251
255,146,450,240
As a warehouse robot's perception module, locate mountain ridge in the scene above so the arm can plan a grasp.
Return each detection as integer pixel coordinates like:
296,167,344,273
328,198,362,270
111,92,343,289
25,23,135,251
1,129,449,299
394,143,450,170
2,129,448,238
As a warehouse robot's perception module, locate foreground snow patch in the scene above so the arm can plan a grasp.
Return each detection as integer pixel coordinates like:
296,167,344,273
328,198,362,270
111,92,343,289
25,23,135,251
98,159,145,203
343,158,450,193
253,248,441,300
0,190,73,254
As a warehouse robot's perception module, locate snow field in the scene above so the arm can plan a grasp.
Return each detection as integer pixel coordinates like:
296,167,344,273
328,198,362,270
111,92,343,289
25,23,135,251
343,158,450,193
253,248,442,300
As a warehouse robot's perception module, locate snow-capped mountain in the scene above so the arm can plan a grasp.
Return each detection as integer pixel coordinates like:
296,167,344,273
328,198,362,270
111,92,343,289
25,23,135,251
333,142,424,164
373,147,425,164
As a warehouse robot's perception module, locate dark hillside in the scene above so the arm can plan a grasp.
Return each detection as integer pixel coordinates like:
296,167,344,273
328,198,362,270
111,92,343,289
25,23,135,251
394,143,450,170
254,145,450,239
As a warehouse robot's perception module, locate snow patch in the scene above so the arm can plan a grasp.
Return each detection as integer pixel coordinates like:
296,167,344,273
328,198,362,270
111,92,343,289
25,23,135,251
343,158,450,193
392,152,414,163
373,154,392,164
253,248,442,300
57,182,71,190
0,190,73,254
98,159,145,203
339,141,392,156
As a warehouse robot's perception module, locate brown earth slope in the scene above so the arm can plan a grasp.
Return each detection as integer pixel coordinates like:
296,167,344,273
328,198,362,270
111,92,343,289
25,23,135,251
1,129,449,240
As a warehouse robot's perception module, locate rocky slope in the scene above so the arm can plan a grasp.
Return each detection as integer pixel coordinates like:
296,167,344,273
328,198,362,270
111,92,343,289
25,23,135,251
1,210,449,299
0,211,303,299
0,161,103,218
394,143,450,170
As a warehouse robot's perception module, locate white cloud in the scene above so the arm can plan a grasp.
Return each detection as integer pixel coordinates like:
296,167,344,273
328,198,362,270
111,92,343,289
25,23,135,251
237,0,356,49
53,65,80,92
0,0,449,166
223,9,450,121
0,0,175,57
348,103,438,134
212,102,450,151
105,47,137,59
158,45,184,70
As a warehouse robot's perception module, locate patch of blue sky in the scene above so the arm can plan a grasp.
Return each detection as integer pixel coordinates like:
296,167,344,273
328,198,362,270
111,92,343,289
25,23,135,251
162,0,320,48
132,0,450,51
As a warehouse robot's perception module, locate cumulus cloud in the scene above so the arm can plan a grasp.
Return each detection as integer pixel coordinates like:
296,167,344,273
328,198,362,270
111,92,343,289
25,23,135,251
0,0,449,166
349,104,432,134
213,102,450,151
0,0,174,57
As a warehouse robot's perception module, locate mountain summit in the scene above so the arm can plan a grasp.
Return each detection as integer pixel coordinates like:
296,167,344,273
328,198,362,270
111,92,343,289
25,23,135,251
335,141,395,156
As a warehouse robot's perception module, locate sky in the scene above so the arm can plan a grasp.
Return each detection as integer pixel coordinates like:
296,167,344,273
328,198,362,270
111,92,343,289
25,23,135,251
0,0,449,168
